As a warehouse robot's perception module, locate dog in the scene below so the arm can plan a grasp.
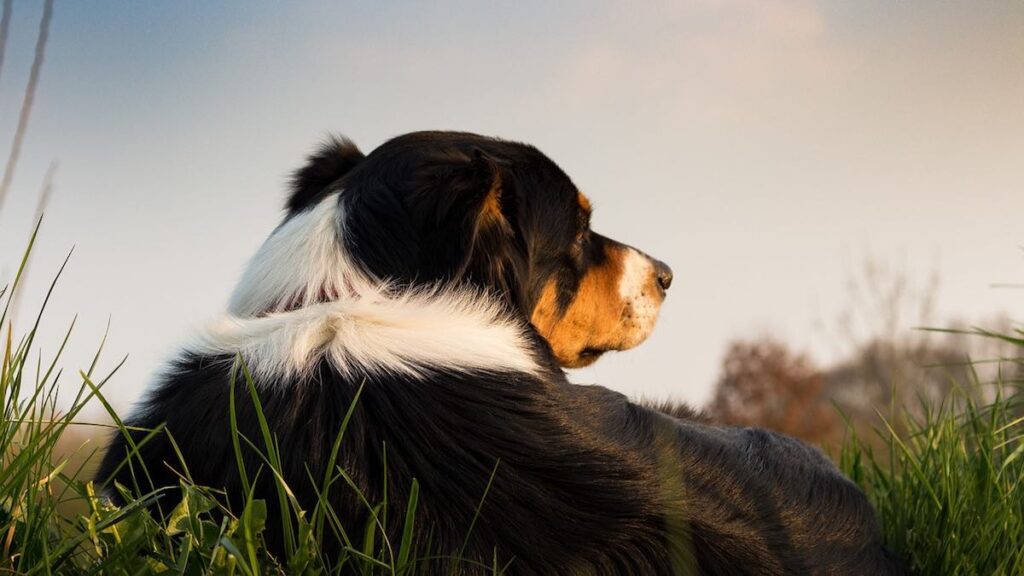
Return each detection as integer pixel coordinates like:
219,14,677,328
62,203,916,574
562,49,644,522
98,131,906,575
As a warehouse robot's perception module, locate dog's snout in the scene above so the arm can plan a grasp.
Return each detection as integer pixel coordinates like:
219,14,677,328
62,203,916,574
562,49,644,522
654,260,673,292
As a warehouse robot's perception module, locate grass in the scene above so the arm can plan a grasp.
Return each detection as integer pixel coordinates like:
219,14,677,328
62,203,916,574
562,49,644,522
0,226,487,575
2,227,1023,574
840,330,1024,576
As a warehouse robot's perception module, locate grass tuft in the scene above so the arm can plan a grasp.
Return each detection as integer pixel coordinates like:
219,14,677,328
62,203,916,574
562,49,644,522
840,332,1024,575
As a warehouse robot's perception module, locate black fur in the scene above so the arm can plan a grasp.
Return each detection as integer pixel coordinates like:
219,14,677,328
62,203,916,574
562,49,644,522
98,131,907,575
339,132,548,312
287,136,365,215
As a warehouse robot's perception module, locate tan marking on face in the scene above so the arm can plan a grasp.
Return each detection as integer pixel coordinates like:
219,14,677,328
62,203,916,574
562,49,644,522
531,244,665,368
530,279,562,342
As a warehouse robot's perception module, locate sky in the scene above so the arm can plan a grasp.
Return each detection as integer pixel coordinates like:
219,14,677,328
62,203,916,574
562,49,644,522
0,1,1022,413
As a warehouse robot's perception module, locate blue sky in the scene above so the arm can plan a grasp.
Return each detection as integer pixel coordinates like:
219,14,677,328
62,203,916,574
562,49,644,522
1,1,1022,411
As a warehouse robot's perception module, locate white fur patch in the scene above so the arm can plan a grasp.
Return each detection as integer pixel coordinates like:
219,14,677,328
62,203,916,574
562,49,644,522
204,192,541,382
228,193,369,317
618,248,653,301
193,288,541,382
618,248,660,348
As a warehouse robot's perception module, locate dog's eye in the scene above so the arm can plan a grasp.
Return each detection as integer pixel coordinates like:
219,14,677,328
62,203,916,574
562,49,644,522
574,232,587,250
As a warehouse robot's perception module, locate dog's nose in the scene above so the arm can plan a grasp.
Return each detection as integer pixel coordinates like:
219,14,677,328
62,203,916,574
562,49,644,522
653,260,673,292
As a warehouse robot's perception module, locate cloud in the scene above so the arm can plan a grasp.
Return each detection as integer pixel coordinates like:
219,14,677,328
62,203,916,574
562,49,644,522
554,1,852,126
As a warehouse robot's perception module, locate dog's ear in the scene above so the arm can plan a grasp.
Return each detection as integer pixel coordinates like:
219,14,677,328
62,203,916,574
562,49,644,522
287,136,364,214
344,146,529,309
414,148,517,280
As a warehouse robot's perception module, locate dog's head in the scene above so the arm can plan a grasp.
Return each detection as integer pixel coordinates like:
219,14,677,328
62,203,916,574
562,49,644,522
266,131,672,369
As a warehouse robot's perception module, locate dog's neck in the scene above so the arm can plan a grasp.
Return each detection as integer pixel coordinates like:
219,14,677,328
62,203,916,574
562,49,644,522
191,287,545,384
194,193,545,384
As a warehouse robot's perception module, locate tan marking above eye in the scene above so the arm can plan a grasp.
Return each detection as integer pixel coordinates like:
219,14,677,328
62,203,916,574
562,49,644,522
577,192,592,215
572,192,593,258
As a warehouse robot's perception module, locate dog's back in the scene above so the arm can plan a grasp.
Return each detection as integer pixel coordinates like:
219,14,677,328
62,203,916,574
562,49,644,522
98,355,905,574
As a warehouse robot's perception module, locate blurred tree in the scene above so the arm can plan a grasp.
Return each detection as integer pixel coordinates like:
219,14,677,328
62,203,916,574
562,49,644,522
707,256,1021,450
707,339,840,445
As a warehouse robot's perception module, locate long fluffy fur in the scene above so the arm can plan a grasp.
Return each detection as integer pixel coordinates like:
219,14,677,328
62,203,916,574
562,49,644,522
198,290,542,381
222,190,539,380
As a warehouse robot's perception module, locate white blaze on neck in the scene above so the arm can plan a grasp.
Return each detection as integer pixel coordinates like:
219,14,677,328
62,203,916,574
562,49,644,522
202,192,541,382
193,288,542,382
